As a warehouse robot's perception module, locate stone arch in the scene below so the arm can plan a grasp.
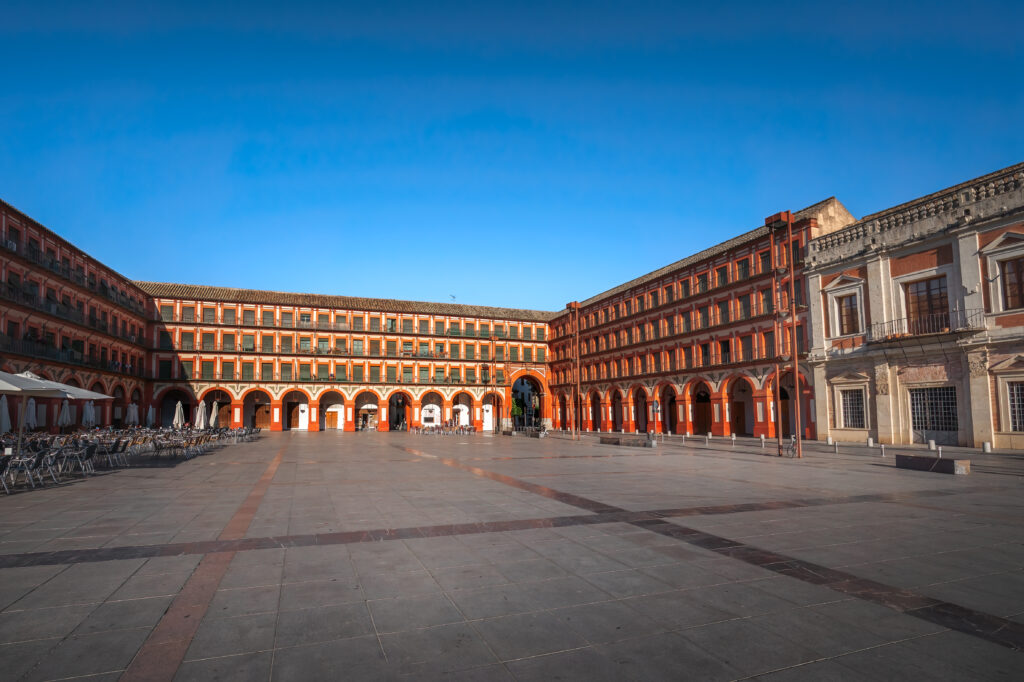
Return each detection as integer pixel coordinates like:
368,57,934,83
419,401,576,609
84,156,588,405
689,380,713,435
201,388,233,428
726,374,757,437
319,390,346,430
387,390,413,431
512,375,543,429
420,391,443,428
354,391,381,431
243,388,273,429
482,391,503,433
160,388,194,428
452,391,473,428
282,389,310,431
609,388,624,432
657,383,679,435
589,391,603,432
631,385,649,433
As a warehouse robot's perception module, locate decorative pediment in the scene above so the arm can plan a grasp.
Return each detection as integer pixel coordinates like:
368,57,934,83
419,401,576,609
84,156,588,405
832,371,870,383
822,274,865,291
989,354,1024,373
979,230,1024,254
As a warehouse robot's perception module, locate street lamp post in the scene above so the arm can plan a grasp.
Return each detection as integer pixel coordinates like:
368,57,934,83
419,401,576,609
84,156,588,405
567,301,581,441
765,210,803,458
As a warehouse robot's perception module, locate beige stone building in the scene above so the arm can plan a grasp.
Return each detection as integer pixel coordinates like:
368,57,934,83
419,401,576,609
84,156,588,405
806,162,1024,448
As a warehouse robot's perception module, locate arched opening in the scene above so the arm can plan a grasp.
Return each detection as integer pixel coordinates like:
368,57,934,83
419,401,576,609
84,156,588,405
282,390,310,430
660,386,678,434
130,388,143,426
388,392,410,431
319,391,346,430
573,393,583,431
482,393,502,433
558,394,568,430
728,377,755,436
610,390,623,432
65,377,81,387
354,391,380,431
452,392,473,428
512,376,542,429
112,386,126,427
243,390,272,429
589,392,602,432
203,389,233,428
160,389,194,428
420,392,443,428
633,388,648,433
691,382,712,435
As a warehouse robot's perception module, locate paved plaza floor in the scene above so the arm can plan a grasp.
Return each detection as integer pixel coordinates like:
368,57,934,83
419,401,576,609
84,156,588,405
0,432,1022,681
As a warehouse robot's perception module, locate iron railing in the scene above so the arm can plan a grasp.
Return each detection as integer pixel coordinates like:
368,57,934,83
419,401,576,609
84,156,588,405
870,308,986,340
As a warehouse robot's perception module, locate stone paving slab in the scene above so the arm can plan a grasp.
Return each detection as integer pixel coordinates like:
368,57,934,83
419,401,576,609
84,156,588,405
0,431,1021,680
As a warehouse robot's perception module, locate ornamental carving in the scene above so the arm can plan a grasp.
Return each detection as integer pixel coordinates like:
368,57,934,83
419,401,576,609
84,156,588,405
874,365,889,395
968,354,989,378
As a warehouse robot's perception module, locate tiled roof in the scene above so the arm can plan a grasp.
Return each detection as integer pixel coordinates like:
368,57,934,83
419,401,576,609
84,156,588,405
574,198,836,310
134,281,557,323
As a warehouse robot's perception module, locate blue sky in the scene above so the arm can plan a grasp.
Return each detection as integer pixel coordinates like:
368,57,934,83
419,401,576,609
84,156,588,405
1,1,1021,311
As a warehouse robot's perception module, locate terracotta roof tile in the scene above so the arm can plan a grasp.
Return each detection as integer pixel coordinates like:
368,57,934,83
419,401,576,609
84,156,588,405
133,281,557,323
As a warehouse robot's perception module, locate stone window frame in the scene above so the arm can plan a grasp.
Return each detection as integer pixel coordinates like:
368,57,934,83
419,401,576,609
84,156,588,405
994,366,1024,433
822,276,866,339
980,231,1024,314
889,263,955,323
829,375,870,431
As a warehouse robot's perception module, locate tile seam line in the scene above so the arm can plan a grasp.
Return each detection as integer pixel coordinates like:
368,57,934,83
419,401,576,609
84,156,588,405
405,444,1024,654
118,445,287,682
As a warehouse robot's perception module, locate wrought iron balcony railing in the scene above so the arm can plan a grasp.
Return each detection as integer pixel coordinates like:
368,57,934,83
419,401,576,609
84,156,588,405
869,308,986,341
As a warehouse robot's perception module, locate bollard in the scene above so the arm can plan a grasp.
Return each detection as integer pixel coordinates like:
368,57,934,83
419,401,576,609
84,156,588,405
983,442,992,453
731,434,736,447
760,434,765,449
834,442,838,454
880,444,885,457
938,446,942,458
707,432,712,440
704,436,709,445
867,437,873,448
826,436,833,446
928,439,936,451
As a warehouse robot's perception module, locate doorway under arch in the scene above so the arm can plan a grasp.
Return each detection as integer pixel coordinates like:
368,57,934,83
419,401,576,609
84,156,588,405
452,392,473,427
319,391,346,430
512,376,543,428
691,382,713,435
482,393,502,433
282,390,309,430
728,378,755,436
420,392,443,428
389,392,410,431
203,389,233,428
354,392,380,431
610,390,623,432
633,388,648,433
160,389,193,428
243,390,272,429
660,386,678,434
590,393,602,432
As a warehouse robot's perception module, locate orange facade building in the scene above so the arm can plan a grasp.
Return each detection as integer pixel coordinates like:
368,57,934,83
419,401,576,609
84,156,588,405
3,163,1024,449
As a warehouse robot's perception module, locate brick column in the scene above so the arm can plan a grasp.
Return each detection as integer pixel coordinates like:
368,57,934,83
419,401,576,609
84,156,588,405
270,400,283,431
230,400,243,428
711,391,729,436
308,400,320,432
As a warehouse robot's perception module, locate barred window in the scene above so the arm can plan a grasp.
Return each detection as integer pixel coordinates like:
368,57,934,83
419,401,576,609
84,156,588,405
909,386,958,432
837,294,860,335
840,389,865,429
1010,382,1024,432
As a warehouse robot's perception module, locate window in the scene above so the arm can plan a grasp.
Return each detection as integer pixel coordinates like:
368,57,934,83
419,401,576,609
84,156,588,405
840,389,865,429
1001,257,1024,310
280,336,293,353
760,289,773,314
466,368,476,382
524,348,533,362
1010,382,1024,431
449,343,460,359
717,301,730,324
319,365,330,380
180,360,193,379
509,326,519,339
202,333,215,351
262,336,274,353
465,344,475,359
905,276,949,333
203,308,216,323
243,363,255,380
281,364,293,380
402,319,413,333
698,307,709,328
352,317,364,331
435,367,445,382
282,312,294,326
435,321,445,335
736,259,750,280
243,310,255,325
740,335,752,360
223,309,235,324
160,305,174,321
696,274,708,293
299,337,311,352
681,280,691,298
737,294,751,320
480,346,489,361
420,367,429,382
719,340,730,364
369,366,380,382
180,332,194,350
403,367,413,383
336,364,348,381
510,347,519,361
159,360,172,379
386,366,396,382
386,340,396,356
716,266,729,287
181,306,195,323
353,339,363,355
369,340,380,356
480,323,490,337
262,310,275,326
837,294,860,335
201,361,214,380
763,331,775,357
909,386,958,432
222,362,234,380
700,344,710,367
536,348,545,362
352,366,363,382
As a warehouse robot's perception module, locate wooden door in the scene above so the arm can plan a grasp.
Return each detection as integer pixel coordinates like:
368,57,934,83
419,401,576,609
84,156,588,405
254,405,271,429
694,403,711,434
325,411,338,429
218,403,232,428
780,400,792,437
288,403,301,429
731,402,746,436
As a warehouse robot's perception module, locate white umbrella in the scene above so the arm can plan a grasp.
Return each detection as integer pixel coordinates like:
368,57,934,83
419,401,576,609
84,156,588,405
129,404,140,425
15,372,111,401
0,370,69,457
146,405,155,427
195,401,208,430
82,401,97,428
172,401,185,429
57,399,72,428
25,398,38,430
210,400,220,428
0,395,10,434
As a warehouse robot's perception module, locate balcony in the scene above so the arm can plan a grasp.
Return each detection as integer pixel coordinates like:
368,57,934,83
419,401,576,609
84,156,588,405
0,334,147,377
869,309,986,341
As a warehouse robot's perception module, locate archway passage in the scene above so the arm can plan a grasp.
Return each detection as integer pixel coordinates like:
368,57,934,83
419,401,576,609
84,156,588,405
558,394,568,430
483,393,502,433
319,391,345,430
112,386,126,427
452,392,472,428
512,377,542,429
590,393,602,432
610,390,623,432
420,392,443,429
573,393,583,431
633,388,648,433
660,387,677,434
204,390,233,428
244,390,272,429
389,393,410,431
692,382,712,435
282,391,309,430
160,389,193,428
728,378,755,437
354,392,380,431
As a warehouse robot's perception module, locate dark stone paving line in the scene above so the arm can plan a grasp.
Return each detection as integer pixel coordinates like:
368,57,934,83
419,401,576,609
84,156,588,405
120,444,288,682
406,444,1024,654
